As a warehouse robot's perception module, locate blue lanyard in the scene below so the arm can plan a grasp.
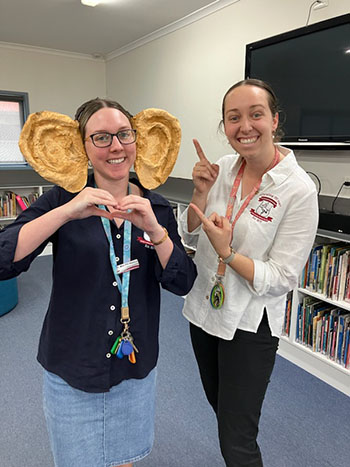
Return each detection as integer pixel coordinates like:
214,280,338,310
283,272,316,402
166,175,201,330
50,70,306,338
98,190,131,310
99,214,131,309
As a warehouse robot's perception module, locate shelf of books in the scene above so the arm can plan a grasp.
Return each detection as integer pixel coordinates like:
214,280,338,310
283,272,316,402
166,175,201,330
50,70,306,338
280,230,350,396
0,184,53,256
0,187,39,224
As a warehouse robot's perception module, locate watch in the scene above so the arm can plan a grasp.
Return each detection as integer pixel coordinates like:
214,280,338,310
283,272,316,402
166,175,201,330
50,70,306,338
220,247,236,264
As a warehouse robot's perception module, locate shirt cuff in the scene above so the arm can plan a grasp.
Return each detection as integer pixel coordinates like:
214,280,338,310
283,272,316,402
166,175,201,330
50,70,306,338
178,207,200,250
156,243,196,296
251,259,270,296
0,223,46,279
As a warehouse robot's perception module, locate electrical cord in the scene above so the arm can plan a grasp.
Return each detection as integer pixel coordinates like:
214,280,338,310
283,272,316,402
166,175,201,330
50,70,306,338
306,171,321,194
331,181,350,213
306,0,322,26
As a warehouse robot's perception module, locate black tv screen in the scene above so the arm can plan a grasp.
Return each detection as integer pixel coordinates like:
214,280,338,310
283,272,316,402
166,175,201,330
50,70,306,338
245,14,350,148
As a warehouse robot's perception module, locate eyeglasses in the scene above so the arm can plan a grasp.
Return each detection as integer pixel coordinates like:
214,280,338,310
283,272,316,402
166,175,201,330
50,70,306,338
87,129,137,147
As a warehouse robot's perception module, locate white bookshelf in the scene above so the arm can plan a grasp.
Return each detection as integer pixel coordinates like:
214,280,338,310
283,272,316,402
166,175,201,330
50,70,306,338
280,230,350,396
278,336,350,396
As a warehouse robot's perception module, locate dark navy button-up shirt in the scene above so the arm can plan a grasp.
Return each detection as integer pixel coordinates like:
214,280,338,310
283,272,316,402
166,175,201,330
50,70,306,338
0,175,197,392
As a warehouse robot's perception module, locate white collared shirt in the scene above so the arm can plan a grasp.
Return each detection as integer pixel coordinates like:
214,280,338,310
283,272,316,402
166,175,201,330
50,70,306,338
180,146,319,339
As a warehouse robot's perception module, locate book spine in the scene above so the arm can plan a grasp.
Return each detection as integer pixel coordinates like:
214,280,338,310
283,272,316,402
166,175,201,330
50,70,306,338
331,318,338,360
343,328,350,366
15,195,27,211
346,335,350,369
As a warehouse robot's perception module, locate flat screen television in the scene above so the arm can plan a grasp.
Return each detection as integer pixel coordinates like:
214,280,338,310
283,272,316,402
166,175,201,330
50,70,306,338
245,13,350,149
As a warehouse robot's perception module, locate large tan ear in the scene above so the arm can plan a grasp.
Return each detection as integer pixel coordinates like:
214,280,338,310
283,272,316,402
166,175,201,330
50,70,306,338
132,108,181,189
19,111,88,193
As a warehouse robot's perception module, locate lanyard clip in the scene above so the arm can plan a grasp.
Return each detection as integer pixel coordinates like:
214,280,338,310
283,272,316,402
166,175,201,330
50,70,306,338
120,306,130,323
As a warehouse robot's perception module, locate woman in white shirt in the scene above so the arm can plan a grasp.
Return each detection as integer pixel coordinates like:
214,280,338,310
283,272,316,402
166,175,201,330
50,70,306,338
180,79,318,466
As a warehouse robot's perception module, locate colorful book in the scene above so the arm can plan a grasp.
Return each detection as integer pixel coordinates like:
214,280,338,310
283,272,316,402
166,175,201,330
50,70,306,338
337,251,349,301
343,326,350,368
317,244,331,293
15,194,28,211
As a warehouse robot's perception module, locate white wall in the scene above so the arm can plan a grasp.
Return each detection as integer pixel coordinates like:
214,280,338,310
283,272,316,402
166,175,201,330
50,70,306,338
0,45,106,118
0,1,349,198
106,0,350,198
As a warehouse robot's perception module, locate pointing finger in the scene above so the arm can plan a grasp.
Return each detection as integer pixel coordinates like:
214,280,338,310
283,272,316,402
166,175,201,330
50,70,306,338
193,139,209,163
193,139,219,180
189,202,210,227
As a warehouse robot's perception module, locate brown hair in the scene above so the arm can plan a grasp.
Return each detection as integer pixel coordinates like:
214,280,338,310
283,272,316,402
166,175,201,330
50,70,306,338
74,98,133,139
220,79,284,141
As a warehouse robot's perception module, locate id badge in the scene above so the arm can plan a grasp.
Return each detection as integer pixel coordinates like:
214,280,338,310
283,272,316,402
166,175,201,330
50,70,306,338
116,259,140,274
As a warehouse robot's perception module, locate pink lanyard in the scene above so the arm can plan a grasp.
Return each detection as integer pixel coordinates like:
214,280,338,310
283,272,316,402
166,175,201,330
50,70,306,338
216,146,280,277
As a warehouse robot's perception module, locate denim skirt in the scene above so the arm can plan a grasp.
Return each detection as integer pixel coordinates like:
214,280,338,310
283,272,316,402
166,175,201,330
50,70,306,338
42,368,157,467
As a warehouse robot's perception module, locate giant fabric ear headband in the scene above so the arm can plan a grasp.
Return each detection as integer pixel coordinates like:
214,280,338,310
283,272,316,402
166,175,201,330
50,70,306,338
19,108,181,192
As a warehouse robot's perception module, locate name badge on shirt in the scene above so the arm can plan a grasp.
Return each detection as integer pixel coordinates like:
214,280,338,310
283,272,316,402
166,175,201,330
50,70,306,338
116,259,140,274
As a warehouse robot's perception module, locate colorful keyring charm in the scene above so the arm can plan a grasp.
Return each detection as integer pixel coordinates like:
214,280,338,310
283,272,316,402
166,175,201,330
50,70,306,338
121,340,134,356
210,281,225,309
128,351,136,364
117,342,124,359
111,336,121,355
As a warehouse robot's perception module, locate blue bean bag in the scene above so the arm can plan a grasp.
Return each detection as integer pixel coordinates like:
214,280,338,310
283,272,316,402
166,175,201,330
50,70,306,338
0,278,18,317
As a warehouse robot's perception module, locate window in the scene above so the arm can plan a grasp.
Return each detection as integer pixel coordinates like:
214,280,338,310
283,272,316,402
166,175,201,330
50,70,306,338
0,91,29,165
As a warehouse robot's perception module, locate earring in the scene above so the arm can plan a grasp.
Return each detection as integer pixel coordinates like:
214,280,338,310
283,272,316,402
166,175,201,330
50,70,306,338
88,160,93,169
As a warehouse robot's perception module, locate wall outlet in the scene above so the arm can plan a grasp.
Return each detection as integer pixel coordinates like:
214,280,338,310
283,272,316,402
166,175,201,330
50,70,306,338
313,0,329,10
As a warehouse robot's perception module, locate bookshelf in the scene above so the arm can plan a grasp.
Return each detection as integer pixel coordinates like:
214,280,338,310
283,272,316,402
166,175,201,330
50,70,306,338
279,229,350,396
0,185,41,222
0,176,53,256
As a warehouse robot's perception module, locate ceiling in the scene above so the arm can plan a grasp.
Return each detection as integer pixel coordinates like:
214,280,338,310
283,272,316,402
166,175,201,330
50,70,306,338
0,0,224,58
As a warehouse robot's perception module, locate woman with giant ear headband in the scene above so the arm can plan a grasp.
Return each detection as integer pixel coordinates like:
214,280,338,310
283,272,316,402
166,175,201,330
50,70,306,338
1,98,196,467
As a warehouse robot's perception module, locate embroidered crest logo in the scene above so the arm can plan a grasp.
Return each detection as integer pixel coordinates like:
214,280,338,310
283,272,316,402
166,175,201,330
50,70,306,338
250,195,277,222
137,232,155,249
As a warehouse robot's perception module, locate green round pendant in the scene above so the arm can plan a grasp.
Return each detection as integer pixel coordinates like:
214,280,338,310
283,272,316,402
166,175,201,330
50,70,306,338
210,281,225,309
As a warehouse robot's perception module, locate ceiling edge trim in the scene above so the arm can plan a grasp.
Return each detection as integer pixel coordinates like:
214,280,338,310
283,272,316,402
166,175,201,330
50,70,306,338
105,0,240,61
0,41,105,61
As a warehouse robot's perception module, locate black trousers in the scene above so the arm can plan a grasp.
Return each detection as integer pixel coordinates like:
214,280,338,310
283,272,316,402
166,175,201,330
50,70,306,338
190,312,279,467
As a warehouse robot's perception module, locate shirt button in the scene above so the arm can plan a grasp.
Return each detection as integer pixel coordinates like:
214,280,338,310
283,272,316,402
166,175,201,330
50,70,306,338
110,305,116,311
108,330,114,336
116,257,120,262
112,281,117,287
106,353,111,358
116,234,121,239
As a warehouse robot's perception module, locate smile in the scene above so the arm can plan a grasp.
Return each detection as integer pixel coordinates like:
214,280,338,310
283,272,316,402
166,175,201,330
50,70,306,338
107,158,125,164
238,137,258,144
